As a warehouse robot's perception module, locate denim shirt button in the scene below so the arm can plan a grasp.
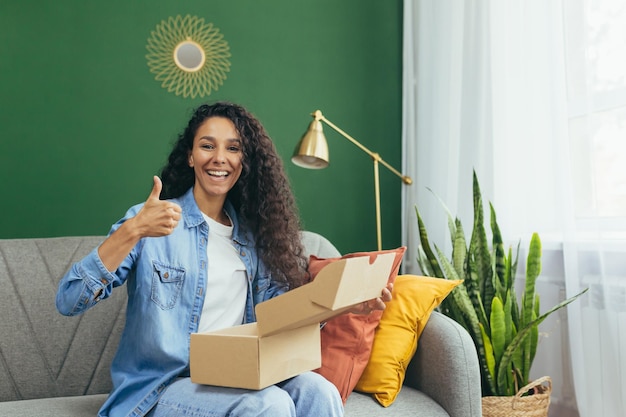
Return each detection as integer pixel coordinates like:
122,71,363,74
240,250,246,257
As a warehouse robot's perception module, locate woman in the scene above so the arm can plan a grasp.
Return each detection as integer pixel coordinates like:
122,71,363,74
56,102,389,417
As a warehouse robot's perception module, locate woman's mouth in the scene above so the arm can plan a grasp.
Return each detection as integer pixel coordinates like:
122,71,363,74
207,170,229,178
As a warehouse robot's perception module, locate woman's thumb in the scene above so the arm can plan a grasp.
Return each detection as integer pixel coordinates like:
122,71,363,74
147,176,162,201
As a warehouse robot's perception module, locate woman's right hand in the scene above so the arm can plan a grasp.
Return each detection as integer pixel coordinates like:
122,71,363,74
98,176,182,272
130,176,182,237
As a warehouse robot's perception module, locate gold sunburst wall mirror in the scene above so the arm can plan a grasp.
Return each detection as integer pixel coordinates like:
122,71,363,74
146,15,231,99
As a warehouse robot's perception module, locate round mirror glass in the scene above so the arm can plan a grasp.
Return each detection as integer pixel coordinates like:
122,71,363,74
174,40,206,72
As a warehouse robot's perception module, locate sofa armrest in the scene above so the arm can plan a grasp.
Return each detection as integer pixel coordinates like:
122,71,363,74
403,311,482,417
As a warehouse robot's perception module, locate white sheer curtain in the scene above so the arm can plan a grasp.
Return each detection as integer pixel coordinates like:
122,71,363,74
402,1,626,416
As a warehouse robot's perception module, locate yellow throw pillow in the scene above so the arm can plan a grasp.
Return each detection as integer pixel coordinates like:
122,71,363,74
355,275,462,407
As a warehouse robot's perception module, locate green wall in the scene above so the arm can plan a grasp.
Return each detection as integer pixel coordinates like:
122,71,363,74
0,0,403,254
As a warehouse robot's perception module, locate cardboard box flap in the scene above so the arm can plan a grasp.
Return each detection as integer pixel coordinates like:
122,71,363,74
307,253,396,309
255,252,396,336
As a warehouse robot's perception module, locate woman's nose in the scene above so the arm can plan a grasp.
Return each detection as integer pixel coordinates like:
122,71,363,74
213,148,226,164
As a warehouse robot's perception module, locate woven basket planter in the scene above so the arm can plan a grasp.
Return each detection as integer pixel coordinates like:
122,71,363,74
482,376,552,417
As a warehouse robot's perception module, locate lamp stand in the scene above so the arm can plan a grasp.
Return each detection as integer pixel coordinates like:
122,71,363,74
293,110,412,251
373,157,382,251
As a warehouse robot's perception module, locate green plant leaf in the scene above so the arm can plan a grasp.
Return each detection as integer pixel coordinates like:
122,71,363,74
509,244,521,328
490,296,506,366
415,206,444,277
522,233,542,328
528,294,540,379
426,186,458,249
416,245,435,277
480,322,496,383
469,171,495,319
510,320,522,394
490,203,507,299
503,290,513,347
452,219,467,278
496,287,589,393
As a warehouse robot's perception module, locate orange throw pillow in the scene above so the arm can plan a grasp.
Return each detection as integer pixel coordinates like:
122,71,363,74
308,247,406,403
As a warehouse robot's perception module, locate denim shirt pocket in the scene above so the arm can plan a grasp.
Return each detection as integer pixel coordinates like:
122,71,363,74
151,260,186,310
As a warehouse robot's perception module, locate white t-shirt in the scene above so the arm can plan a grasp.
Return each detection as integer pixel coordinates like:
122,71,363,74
197,213,247,333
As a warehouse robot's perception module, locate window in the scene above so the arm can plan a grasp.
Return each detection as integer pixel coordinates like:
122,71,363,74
564,0,626,221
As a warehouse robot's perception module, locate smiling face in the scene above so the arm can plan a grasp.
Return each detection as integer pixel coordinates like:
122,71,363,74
188,116,243,215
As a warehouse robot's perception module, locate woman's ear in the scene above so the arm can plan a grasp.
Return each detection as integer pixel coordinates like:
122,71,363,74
188,153,194,167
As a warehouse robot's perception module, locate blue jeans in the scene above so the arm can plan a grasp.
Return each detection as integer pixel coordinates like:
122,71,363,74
146,372,344,417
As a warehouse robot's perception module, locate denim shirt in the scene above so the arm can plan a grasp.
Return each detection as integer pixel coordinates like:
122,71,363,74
55,188,287,417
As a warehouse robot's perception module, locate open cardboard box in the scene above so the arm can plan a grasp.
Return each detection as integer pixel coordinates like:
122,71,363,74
190,252,396,390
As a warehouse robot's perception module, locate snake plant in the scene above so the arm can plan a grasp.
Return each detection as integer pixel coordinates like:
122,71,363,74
415,170,587,396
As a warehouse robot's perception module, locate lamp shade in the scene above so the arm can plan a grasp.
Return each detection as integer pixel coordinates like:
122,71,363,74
291,119,329,169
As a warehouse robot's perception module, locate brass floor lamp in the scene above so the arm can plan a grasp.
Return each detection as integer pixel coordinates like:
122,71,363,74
292,110,413,251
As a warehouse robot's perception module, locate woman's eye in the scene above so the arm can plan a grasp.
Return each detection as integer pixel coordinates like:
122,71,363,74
201,144,214,150
228,146,241,152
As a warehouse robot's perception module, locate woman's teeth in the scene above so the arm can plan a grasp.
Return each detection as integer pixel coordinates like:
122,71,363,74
208,170,228,177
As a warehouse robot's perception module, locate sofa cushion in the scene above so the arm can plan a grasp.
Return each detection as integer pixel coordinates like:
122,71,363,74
307,247,406,402
345,388,449,417
355,275,461,407
0,389,451,417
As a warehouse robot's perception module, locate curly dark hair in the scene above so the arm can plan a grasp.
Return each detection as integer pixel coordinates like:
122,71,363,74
160,102,308,289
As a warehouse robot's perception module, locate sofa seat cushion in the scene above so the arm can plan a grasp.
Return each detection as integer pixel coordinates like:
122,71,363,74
0,394,107,417
345,387,449,416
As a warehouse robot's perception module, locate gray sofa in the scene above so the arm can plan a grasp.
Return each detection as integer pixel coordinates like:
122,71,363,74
0,234,481,417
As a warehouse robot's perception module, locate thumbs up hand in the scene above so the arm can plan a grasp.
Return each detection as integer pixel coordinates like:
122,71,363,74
132,176,182,237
